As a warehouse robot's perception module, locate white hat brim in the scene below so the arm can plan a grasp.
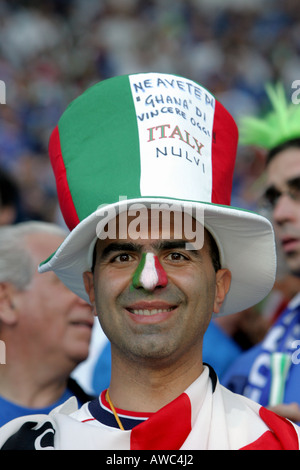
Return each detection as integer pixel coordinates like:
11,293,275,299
39,198,276,316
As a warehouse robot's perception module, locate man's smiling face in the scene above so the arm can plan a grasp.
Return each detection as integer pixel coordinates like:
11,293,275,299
83,209,231,368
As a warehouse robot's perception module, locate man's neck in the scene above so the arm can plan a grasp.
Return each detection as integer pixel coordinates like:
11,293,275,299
108,352,204,413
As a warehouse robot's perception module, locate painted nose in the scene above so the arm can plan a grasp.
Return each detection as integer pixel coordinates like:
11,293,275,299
132,253,168,291
273,193,297,227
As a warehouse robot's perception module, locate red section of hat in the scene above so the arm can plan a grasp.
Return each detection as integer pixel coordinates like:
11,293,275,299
211,100,239,206
48,126,80,230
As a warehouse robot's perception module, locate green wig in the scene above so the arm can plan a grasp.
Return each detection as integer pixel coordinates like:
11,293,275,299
239,83,300,151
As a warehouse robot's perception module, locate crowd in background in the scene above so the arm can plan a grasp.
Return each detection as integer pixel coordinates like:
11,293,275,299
0,0,300,222
0,0,300,351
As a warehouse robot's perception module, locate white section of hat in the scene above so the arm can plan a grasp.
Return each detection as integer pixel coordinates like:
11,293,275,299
129,73,215,202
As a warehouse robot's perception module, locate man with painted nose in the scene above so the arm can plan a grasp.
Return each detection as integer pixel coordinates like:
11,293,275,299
85,211,229,376
1,73,299,450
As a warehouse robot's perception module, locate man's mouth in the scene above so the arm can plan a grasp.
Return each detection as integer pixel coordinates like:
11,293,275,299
127,307,176,316
126,301,177,317
281,237,300,254
69,319,94,329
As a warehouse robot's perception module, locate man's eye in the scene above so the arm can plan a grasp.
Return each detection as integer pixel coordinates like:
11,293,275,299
166,252,188,262
263,187,281,207
289,181,300,201
112,253,133,263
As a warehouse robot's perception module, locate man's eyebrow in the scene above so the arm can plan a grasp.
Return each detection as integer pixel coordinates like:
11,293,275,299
154,240,188,250
99,239,201,258
264,176,300,195
153,240,201,256
287,176,300,187
100,242,142,259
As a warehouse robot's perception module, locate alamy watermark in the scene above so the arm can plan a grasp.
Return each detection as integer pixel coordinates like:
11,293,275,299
291,80,300,104
291,341,300,365
0,340,6,364
95,196,205,250
0,80,6,104
0,81,6,363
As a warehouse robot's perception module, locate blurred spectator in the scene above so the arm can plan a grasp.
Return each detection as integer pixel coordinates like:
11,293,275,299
0,221,94,426
222,84,300,424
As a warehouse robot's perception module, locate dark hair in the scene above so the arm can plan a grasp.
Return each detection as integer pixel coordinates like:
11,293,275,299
267,138,300,165
206,231,221,272
91,243,97,273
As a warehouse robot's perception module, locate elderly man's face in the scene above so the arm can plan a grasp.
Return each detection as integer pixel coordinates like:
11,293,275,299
83,210,231,368
15,233,94,367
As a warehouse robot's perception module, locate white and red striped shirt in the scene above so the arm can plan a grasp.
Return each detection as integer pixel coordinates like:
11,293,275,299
0,366,299,450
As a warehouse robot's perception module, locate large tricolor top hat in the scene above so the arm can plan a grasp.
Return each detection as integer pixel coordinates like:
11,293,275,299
39,72,276,315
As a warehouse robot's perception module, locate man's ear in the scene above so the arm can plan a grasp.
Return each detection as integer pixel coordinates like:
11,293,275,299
83,271,95,305
0,283,18,326
213,269,232,315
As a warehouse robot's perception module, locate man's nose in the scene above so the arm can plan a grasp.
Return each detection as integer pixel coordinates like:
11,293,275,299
132,253,168,291
273,193,297,226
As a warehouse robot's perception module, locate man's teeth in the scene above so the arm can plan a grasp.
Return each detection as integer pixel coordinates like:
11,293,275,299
130,307,174,316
